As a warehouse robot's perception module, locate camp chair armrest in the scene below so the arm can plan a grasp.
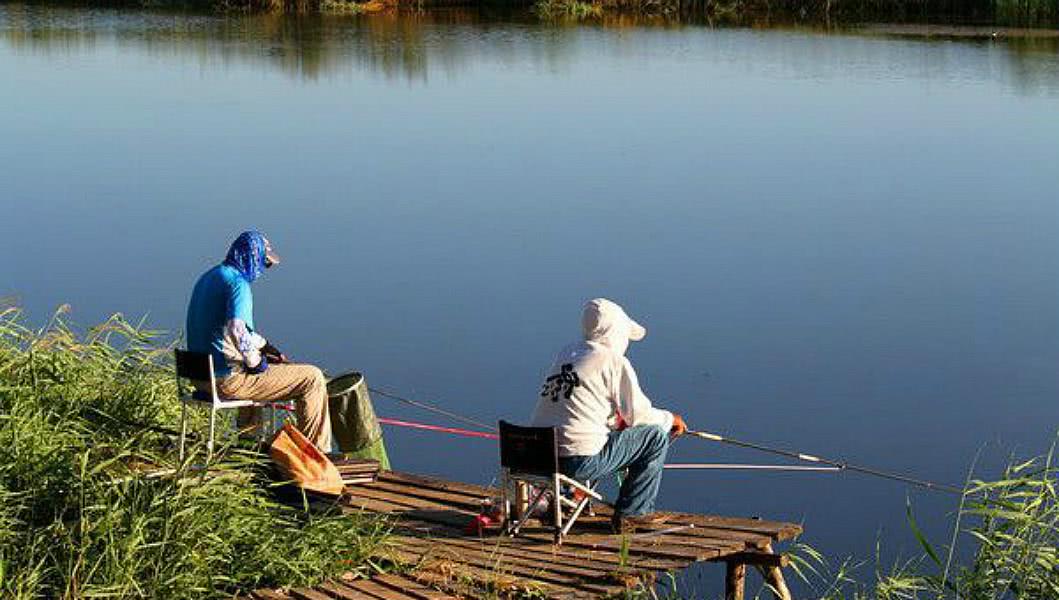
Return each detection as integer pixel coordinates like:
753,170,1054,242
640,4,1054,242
558,474,604,500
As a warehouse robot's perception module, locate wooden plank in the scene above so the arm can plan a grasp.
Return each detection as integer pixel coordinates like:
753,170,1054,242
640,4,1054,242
502,537,687,571
289,587,337,600
378,471,800,539
344,578,426,600
662,513,801,540
382,546,582,599
359,490,761,557
587,501,797,537
389,511,720,564
415,533,649,578
391,535,625,595
514,523,740,557
253,591,294,600
348,486,461,513
381,471,494,500
341,494,411,514
404,570,486,600
390,521,687,571
393,538,614,596
552,514,774,548
377,473,798,543
317,581,378,600
519,530,719,562
369,479,487,512
373,573,462,600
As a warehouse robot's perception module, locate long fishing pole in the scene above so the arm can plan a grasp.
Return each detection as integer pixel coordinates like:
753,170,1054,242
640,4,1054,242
665,463,842,472
687,429,964,494
365,383,965,491
375,416,847,471
369,386,498,432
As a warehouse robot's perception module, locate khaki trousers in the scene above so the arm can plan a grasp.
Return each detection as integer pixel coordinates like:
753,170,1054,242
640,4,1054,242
218,363,333,452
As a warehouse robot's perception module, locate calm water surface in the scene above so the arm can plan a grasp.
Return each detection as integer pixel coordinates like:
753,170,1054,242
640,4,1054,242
3,3,1058,592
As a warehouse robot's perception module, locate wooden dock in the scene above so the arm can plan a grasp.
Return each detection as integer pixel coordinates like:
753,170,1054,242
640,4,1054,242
253,469,802,600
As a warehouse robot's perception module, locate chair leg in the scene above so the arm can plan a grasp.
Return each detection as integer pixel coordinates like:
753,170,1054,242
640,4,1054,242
510,484,549,537
500,471,512,534
586,479,595,516
179,400,188,461
561,497,591,538
207,406,217,460
258,406,269,445
553,473,563,545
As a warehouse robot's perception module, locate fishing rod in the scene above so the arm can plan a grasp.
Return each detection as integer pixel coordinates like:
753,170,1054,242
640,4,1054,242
377,417,500,440
369,386,498,432
665,463,842,472
375,416,847,471
365,384,965,490
687,430,965,495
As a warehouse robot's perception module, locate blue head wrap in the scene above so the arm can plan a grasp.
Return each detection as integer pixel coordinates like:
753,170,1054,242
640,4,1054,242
224,230,268,283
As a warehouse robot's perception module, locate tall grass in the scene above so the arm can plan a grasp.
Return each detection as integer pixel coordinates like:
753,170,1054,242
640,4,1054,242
788,443,1059,600
0,306,389,599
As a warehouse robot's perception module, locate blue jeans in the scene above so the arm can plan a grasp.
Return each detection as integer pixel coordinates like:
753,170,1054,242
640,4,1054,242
559,424,670,517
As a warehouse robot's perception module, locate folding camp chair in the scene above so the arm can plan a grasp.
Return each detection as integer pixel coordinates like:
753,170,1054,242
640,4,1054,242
499,420,603,544
174,349,287,460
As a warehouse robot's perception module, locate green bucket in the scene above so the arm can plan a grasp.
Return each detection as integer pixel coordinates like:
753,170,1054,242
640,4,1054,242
326,372,391,470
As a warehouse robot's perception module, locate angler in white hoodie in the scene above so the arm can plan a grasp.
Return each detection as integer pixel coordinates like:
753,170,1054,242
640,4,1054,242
531,298,686,531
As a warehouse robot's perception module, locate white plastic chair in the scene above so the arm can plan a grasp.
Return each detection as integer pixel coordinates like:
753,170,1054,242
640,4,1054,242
174,349,285,460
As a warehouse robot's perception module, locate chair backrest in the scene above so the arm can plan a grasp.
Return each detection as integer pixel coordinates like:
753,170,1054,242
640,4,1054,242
174,349,214,382
498,420,558,477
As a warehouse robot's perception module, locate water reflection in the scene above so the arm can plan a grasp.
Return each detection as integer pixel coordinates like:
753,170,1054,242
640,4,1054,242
2,2,1058,90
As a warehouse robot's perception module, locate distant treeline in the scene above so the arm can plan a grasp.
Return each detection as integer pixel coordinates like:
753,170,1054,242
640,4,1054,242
15,0,1059,25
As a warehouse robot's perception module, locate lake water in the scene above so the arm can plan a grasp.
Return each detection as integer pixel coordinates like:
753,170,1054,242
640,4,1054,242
2,3,1058,593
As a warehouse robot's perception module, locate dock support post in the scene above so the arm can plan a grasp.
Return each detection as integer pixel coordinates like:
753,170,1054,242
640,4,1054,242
755,544,792,600
725,561,746,600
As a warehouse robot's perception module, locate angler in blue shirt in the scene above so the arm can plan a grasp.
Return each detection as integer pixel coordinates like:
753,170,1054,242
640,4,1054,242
186,230,333,451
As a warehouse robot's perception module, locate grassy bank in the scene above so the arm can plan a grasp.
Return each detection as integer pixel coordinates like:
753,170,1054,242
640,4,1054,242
0,306,388,599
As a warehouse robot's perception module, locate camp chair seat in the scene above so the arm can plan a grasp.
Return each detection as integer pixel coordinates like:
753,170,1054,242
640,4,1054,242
175,349,289,460
499,420,603,545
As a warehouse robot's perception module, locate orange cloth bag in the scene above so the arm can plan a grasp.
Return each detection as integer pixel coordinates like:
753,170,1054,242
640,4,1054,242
269,422,345,496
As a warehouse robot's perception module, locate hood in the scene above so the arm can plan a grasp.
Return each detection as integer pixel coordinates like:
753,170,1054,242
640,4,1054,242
223,230,268,283
581,298,646,356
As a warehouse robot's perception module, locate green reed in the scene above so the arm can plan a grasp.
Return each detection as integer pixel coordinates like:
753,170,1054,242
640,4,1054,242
532,0,604,18
0,307,389,599
786,442,1059,600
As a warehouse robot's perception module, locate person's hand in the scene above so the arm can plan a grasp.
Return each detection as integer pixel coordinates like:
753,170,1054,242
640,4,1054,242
670,414,687,437
261,342,288,364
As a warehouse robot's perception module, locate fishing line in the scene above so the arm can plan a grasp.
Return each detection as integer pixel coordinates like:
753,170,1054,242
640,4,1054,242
687,430,964,494
377,417,500,440
369,386,498,432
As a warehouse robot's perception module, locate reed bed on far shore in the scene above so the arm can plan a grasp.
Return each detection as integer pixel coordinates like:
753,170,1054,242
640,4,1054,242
529,0,1059,22
0,306,389,599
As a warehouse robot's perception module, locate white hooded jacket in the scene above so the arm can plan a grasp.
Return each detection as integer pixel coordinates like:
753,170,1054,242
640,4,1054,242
530,298,674,457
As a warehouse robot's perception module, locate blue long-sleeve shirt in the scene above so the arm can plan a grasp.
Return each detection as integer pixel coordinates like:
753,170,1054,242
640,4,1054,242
186,264,266,378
